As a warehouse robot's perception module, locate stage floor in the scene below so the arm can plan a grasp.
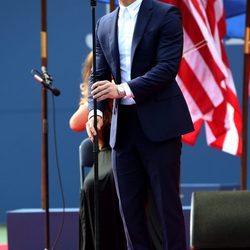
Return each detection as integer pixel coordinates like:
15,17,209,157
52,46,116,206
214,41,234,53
0,225,7,245
0,225,7,250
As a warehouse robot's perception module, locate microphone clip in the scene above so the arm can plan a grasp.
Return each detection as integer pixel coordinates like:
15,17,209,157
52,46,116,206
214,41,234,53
41,66,53,85
31,67,61,96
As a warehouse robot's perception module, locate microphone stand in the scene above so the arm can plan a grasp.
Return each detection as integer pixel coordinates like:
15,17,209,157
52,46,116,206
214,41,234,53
31,67,60,250
35,2,61,249
90,0,100,249
40,1,51,249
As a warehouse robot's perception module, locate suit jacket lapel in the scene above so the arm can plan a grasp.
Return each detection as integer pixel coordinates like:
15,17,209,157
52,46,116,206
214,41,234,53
131,0,153,64
109,8,121,84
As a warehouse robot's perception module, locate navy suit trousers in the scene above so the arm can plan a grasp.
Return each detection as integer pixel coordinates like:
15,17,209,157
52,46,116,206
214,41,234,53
112,105,186,250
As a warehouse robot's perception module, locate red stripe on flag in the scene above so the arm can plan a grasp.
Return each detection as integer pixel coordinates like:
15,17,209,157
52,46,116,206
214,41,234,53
205,0,216,36
182,119,203,145
179,59,215,114
206,100,227,138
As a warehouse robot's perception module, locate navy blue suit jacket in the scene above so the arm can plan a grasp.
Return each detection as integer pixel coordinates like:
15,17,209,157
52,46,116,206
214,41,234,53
89,0,194,147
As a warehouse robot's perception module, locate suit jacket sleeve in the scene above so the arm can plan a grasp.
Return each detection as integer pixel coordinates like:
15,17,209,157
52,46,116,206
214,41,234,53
128,6,183,104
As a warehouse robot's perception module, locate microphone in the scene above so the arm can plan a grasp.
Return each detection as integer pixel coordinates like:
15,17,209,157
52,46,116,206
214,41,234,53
31,69,44,82
31,68,61,96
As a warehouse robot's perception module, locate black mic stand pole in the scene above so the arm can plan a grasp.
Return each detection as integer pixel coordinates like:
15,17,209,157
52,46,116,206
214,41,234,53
90,0,100,249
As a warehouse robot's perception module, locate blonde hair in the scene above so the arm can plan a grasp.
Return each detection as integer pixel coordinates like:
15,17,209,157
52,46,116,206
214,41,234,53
80,51,93,105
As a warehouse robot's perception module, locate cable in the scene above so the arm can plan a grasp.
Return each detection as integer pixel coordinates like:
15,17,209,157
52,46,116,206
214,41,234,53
50,93,65,250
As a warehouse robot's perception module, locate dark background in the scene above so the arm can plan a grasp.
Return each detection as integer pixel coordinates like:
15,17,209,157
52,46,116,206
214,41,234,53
0,0,248,223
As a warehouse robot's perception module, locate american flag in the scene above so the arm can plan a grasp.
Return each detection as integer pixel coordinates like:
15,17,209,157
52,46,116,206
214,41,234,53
162,0,242,155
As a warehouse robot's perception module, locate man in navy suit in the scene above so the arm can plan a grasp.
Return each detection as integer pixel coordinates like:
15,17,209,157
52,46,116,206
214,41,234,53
87,0,194,249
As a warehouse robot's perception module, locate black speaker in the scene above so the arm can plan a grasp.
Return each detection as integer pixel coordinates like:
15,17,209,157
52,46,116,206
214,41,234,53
190,190,250,249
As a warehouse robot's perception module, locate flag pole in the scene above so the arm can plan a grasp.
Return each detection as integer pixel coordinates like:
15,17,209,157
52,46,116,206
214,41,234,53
41,0,50,248
241,0,250,190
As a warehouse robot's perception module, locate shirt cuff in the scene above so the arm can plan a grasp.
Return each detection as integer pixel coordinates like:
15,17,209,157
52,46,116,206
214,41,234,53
121,82,134,98
88,109,103,120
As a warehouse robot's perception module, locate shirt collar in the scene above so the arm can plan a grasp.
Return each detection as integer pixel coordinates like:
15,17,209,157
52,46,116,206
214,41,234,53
119,0,143,18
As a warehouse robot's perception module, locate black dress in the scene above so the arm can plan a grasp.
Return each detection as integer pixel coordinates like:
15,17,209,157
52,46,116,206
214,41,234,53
79,147,127,250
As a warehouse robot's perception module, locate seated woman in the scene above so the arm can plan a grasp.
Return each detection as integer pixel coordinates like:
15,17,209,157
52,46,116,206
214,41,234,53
70,52,126,250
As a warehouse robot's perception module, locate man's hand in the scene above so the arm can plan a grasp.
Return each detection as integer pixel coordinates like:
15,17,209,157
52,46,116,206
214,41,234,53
91,80,124,101
86,116,103,142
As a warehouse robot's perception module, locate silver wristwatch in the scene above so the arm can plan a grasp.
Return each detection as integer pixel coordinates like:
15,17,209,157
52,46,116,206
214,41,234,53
117,85,126,98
